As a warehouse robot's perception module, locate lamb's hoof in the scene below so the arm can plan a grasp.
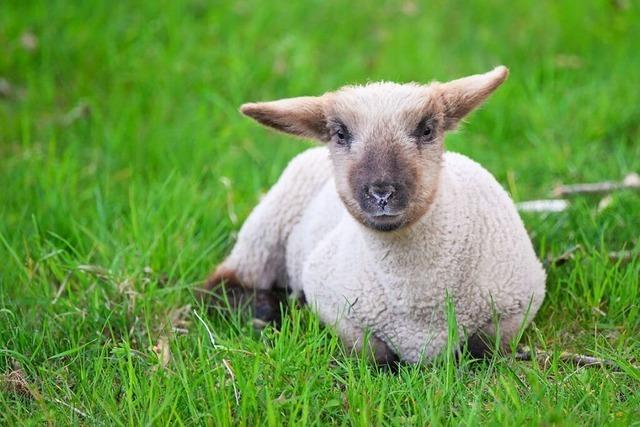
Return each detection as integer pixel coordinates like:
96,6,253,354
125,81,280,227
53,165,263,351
252,317,269,331
373,344,401,373
460,332,512,363
252,290,283,331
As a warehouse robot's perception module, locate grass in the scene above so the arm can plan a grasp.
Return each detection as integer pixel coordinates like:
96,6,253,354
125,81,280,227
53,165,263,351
1,0,640,425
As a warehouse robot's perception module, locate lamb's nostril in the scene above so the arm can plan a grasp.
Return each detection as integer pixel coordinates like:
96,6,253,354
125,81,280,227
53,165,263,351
367,184,396,208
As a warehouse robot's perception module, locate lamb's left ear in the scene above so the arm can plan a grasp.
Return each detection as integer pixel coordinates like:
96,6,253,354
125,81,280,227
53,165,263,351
439,66,509,130
240,96,329,141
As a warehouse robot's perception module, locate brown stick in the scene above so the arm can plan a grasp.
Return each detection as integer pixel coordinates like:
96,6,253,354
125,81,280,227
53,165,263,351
609,249,640,263
517,199,569,213
546,244,582,267
515,346,622,370
552,172,640,198
544,245,639,267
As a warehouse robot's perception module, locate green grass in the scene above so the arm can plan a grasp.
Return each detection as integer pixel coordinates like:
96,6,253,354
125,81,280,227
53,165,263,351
1,0,640,425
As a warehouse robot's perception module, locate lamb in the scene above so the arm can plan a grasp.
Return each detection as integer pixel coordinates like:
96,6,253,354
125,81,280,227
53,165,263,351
201,66,546,365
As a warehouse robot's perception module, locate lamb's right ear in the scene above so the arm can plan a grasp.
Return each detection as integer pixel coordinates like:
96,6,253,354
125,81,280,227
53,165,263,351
439,66,509,130
240,96,329,142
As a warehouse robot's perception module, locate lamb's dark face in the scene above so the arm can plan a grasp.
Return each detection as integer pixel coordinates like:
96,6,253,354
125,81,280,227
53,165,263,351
239,66,509,232
326,84,445,231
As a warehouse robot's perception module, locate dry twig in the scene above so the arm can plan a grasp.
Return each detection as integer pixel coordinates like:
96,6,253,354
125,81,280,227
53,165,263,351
77,264,111,280
552,172,640,198
546,245,582,267
515,346,622,370
517,199,570,213
609,249,640,263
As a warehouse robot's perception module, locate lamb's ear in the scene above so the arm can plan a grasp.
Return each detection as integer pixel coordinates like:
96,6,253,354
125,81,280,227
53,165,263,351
439,66,509,130
240,96,329,141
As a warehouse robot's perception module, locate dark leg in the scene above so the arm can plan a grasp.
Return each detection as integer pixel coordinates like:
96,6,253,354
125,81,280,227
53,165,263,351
197,267,287,331
374,343,401,373
197,268,249,311
464,332,497,359
252,288,287,330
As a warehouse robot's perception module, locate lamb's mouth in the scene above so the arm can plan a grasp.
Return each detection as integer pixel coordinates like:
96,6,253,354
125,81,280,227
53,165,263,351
369,211,402,218
364,212,405,232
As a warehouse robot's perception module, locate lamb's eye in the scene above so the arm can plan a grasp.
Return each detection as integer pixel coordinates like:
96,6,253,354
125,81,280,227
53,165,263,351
332,122,350,145
415,118,436,143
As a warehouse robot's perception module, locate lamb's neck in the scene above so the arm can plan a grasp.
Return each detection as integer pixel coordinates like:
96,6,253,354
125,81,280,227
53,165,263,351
356,172,461,267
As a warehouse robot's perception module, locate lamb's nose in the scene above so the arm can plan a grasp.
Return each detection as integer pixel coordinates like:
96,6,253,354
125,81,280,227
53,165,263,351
367,184,396,208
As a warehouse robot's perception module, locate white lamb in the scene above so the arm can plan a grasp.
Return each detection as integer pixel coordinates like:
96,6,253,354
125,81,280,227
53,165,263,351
202,66,546,365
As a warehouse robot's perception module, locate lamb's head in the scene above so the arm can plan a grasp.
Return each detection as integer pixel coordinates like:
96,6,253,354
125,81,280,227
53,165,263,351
240,66,508,232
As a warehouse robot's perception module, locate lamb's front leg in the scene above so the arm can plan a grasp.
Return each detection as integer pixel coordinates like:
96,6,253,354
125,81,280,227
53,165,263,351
333,319,399,368
465,312,531,358
199,148,332,326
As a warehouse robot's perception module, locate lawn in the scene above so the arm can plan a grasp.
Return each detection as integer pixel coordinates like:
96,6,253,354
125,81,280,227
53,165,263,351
1,0,640,425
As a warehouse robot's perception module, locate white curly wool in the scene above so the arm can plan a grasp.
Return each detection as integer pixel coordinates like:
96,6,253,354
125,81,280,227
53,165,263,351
220,146,546,363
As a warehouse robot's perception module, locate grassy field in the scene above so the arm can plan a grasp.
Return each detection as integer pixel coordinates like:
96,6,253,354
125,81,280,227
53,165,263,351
1,0,640,425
